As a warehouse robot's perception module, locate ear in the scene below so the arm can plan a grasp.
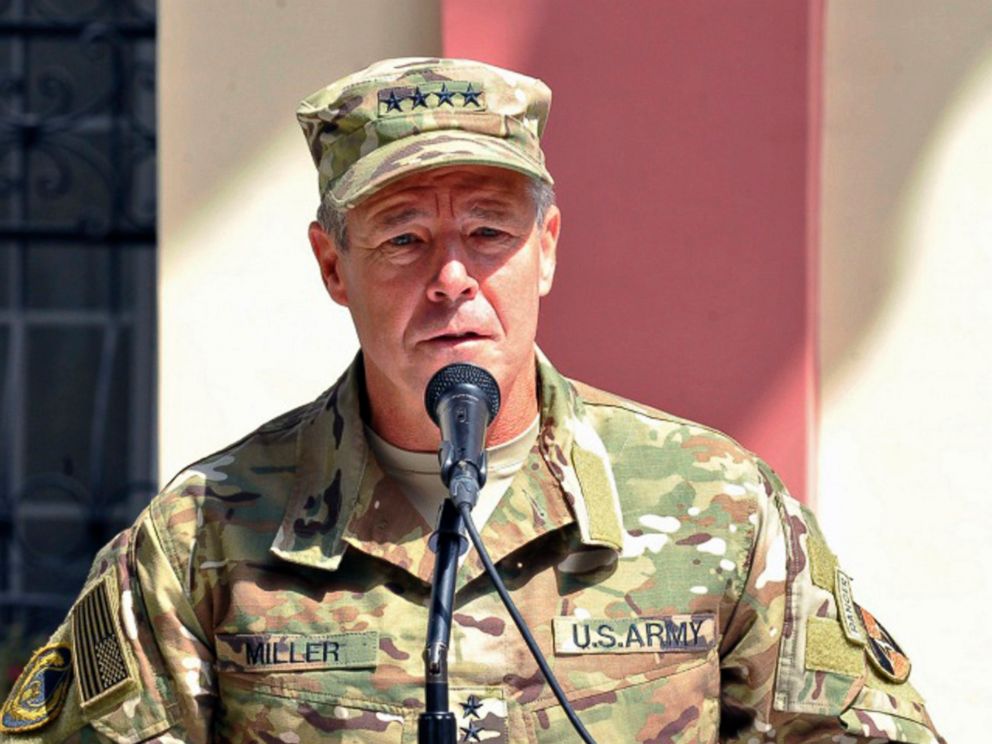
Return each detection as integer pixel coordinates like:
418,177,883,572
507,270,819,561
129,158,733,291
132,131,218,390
308,220,349,306
537,204,560,297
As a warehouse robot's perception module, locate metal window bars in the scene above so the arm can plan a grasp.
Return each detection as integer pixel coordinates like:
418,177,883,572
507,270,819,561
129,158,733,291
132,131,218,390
0,0,157,666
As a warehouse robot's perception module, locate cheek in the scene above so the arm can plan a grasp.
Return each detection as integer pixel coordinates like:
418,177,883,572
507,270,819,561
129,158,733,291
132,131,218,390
485,257,542,333
351,274,421,338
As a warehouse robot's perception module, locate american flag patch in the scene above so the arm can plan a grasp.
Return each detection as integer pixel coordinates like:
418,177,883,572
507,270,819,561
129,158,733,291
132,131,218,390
71,575,135,706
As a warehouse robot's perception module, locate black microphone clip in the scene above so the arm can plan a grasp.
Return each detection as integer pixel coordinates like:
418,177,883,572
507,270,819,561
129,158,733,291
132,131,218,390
438,441,489,490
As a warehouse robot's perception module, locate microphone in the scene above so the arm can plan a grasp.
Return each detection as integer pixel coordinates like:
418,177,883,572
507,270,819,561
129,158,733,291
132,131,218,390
420,364,598,743
424,363,501,507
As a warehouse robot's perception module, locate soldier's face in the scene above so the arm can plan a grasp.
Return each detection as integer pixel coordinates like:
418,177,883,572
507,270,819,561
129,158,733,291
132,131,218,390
309,165,559,427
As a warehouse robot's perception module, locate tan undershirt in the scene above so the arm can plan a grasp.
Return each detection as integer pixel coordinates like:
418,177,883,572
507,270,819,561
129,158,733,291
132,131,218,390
364,415,540,532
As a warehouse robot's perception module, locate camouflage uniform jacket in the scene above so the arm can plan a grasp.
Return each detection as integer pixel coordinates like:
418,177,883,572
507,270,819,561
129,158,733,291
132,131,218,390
2,351,944,743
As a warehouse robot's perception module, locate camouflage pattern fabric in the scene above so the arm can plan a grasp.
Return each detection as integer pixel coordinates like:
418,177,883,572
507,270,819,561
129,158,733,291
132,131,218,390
1,350,945,743
296,58,554,209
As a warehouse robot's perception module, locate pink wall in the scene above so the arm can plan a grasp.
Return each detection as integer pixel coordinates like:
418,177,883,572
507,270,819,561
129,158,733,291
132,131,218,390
443,0,822,502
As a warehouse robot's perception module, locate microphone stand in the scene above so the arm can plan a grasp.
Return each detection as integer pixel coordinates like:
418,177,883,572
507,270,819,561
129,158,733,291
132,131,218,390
418,453,485,744
417,363,595,743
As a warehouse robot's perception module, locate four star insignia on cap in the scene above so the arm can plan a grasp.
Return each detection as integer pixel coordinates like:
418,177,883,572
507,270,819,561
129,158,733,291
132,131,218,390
376,81,488,118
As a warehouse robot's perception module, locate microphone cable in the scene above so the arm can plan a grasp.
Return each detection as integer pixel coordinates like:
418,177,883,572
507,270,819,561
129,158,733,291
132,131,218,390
456,501,597,744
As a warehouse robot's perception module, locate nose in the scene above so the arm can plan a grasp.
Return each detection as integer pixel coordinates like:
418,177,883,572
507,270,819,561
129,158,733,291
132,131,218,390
427,247,478,303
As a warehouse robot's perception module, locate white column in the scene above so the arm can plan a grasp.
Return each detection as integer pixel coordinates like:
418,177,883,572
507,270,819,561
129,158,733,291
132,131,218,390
159,1,441,480
820,3,992,740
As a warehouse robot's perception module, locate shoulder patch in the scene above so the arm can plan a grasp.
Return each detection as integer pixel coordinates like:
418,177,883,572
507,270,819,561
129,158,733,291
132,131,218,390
858,604,911,683
71,574,138,709
0,644,73,733
834,569,866,646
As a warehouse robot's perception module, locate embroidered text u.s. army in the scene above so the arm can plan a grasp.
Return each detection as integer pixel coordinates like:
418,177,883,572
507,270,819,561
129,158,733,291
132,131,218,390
553,614,716,655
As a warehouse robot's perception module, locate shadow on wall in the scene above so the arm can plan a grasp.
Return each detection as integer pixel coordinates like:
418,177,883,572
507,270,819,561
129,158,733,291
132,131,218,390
820,5,992,390
162,1,442,241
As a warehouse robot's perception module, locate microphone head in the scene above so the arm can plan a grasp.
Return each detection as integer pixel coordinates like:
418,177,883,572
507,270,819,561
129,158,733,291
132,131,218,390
424,363,501,427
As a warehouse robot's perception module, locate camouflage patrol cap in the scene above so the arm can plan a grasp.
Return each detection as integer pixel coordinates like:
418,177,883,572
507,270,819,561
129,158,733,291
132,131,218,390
296,57,554,209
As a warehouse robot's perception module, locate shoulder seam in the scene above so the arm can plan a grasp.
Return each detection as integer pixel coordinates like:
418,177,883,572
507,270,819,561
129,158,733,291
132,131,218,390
145,501,192,602
570,380,756,450
162,396,323,490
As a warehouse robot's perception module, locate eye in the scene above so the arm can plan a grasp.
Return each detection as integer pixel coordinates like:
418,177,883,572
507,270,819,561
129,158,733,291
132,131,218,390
387,233,420,247
472,227,505,239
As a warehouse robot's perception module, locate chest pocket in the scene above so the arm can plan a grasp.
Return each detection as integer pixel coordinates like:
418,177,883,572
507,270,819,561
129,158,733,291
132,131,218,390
217,672,406,744
526,648,719,743
214,632,405,743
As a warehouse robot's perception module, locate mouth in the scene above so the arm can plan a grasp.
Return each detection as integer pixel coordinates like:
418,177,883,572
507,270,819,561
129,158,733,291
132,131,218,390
423,331,490,346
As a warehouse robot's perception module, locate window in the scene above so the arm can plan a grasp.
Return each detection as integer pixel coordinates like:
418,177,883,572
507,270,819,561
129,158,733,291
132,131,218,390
0,0,156,678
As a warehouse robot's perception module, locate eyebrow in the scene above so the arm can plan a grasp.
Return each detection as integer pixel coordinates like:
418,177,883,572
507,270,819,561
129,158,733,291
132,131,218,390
467,204,515,222
367,197,523,231
371,207,431,231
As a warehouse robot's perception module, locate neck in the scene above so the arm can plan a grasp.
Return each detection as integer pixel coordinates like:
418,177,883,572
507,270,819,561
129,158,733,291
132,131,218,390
363,354,539,452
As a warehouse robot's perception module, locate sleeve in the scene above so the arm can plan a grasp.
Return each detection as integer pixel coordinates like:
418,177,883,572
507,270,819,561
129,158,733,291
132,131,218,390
718,462,946,744
0,501,216,743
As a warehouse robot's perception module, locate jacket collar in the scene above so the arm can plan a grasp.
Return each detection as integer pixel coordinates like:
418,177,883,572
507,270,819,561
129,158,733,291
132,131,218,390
270,349,624,583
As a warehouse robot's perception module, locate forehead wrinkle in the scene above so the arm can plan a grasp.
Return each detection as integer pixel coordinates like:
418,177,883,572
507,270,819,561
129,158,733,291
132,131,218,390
373,206,432,230
467,204,515,222
359,168,530,231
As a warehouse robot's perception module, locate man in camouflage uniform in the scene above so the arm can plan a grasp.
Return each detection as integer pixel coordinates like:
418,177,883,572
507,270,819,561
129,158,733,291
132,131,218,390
1,58,944,743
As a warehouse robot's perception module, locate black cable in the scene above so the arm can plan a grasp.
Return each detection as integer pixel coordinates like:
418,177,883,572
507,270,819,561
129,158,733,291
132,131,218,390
456,502,597,744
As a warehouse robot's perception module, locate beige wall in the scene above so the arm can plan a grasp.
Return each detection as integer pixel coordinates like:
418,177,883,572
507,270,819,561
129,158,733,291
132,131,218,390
158,1,441,479
820,3,992,739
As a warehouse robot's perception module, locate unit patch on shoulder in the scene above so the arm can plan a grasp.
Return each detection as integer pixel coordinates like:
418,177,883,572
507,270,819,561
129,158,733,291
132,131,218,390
0,644,73,733
858,604,911,683
71,574,138,708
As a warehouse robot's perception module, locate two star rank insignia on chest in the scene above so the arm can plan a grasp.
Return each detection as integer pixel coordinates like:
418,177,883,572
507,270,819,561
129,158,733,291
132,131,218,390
455,693,507,743
459,694,484,742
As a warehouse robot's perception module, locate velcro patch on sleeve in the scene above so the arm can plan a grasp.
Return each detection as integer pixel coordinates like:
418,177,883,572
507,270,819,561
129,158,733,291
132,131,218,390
553,614,715,655
0,644,73,733
807,531,838,592
804,617,864,677
215,632,379,672
570,445,624,548
71,574,138,709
